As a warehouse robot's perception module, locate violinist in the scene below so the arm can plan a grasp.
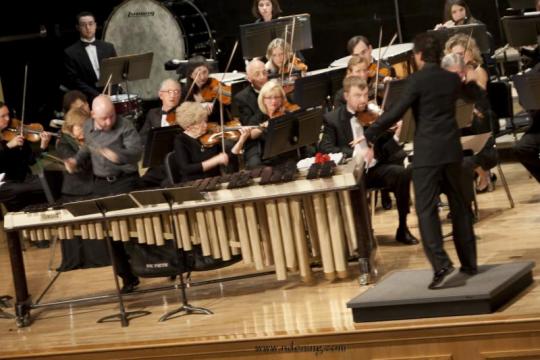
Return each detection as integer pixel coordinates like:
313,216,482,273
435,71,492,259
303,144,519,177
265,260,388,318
139,78,182,187
444,36,497,193
252,0,282,23
0,101,52,214
265,38,308,79
173,102,249,182
319,77,418,246
347,35,395,82
55,108,109,270
434,0,482,29
333,55,371,108
62,90,90,115
244,80,300,168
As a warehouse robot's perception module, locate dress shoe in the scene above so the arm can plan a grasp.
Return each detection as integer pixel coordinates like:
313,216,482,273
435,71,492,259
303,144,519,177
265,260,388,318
395,227,419,245
459,267,478,275
120,278,140,294
381,190,392,210
428,266,455,289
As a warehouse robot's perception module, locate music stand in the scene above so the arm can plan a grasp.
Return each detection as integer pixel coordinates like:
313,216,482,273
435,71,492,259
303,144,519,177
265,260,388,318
129,186,210,322
508,0,537,9
98,52,153,98
63,194,151,327
293,72,330,109
142,125,181,168
513,71,540,110
239,14,313,59
262,107,323,160
428,24,491,54
502,13,540,47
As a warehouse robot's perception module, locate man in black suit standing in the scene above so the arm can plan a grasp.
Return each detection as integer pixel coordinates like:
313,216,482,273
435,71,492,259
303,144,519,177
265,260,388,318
234,58,269,168
319,76,418,246
362,33,481,289
64,11,117,102
139,78,182,187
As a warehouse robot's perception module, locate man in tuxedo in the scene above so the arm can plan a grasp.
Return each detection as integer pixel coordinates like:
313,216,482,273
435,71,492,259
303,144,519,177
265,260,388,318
362,33,481,289
234,59,269,168
139,78,182,187
64,11,117,102
319,76,418,246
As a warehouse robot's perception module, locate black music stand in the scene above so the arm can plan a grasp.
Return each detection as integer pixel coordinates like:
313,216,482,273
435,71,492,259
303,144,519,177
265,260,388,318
262,107,323,160
63,194,151,327
508,0,537,9
502,13,540,47
513,71,540,110
292,72,329,109
130,187,210,322
98,52,153,98
428,24,491,54
142,125,181,168
239,14,313,59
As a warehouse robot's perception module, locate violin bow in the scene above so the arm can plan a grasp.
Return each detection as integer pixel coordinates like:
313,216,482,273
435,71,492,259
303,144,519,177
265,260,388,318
185,69,202,102
380,33,398,62
374,26,384,104
287,16,298,81
20,64,29,137
216,40,239,153
464,29,474,62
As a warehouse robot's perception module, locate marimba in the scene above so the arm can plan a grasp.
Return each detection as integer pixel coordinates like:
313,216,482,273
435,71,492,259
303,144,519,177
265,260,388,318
4,159,375,327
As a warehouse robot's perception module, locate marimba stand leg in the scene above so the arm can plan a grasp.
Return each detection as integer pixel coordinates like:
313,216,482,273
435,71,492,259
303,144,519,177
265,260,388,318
159,273,213,322
0,295,15,320
96,211,151,327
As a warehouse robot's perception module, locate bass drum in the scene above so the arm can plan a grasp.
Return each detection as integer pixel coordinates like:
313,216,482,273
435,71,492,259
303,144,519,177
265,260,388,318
103,0,216,100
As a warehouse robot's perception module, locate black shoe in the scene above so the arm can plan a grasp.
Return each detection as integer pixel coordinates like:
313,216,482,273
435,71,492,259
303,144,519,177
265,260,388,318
120,278,140,294
459,267,478,275
381,190,392,210
395,227,419,245
35,240,50,249
428,266,455,289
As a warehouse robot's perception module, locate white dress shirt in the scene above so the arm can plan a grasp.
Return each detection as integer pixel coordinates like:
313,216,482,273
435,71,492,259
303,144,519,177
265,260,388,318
81,38,100,80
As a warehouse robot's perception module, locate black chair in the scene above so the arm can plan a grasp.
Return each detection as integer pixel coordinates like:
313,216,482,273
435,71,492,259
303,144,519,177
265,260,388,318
164,151,181,185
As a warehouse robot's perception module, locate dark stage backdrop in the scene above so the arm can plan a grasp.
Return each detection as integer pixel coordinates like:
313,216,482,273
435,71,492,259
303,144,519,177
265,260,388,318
0,0,509,124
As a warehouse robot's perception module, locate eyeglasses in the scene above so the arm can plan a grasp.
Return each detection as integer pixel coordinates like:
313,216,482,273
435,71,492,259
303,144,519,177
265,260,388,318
263,95,282,100
160,89,181,95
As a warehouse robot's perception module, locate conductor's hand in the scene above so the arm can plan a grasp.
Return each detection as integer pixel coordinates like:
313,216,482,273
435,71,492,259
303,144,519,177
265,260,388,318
7,135,24,149
99,147,120,164
349,135,366,148
64,158,77,174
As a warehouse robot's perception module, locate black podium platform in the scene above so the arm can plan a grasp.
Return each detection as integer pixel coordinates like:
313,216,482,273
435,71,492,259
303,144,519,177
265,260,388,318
347,261,535,322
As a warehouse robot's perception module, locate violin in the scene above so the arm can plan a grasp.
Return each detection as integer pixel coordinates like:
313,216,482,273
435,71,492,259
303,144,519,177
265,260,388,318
356,102,382,127
2,118,59,143
199,78,232,105
367,62,392,79
199,119,248,148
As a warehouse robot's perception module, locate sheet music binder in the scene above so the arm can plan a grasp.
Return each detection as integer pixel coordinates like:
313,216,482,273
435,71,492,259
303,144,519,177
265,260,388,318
142,125,181,168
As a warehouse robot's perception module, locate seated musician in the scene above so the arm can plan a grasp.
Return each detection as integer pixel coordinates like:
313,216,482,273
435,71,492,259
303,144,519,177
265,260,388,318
64,95,142,293
434,0,483,29
234,59,269,168
139,78,182,187
252,0,282,23
265,38,307,79
347,35,395,82
444,35,497,192
333,55,371,108
244,80,300,168
173,101,250,182
0,101,52,214
62,90,91,115
319,77,418,245
55,108,109,270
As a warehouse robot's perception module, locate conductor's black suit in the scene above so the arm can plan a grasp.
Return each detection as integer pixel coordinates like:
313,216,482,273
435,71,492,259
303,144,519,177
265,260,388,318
365,63,481,273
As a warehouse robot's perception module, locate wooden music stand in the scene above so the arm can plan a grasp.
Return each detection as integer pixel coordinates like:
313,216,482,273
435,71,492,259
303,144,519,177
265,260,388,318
63,194,151,327
129,187,211,322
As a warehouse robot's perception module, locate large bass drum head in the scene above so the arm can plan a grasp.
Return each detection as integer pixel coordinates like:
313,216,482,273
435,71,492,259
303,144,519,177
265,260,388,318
104,0,185,100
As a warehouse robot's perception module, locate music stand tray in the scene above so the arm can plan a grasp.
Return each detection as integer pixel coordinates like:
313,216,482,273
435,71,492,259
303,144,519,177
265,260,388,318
263,107,323,160
513,72,540,110
142,125,181,168
428,24,491,54
130,186,204,207
502,13,540,47
240,14,313,59
98,52,154,86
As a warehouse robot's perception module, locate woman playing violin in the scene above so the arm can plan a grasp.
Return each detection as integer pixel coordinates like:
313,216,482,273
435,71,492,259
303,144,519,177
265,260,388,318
0,101,52,213
347,35,394,81
445,34,487,89
265,38,308,79
252,0,282,23
173,102,249,182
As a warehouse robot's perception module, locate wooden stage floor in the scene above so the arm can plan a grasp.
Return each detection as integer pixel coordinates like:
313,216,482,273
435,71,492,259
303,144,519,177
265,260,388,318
1,160,540,360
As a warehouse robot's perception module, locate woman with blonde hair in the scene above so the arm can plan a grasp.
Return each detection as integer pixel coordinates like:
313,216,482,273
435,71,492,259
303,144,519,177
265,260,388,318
265,38,307,78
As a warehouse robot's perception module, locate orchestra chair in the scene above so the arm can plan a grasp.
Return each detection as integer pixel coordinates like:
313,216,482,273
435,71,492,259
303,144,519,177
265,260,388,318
164,151,181,185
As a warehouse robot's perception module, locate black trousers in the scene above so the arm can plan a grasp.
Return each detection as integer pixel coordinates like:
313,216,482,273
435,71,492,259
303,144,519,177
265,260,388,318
366,163,411,227
514,131,540,183
93,173,141,282
412,162,477,273
0,175,47,212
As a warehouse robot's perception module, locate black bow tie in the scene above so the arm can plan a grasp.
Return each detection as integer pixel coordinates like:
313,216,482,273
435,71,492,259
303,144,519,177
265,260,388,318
81,40,96,47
